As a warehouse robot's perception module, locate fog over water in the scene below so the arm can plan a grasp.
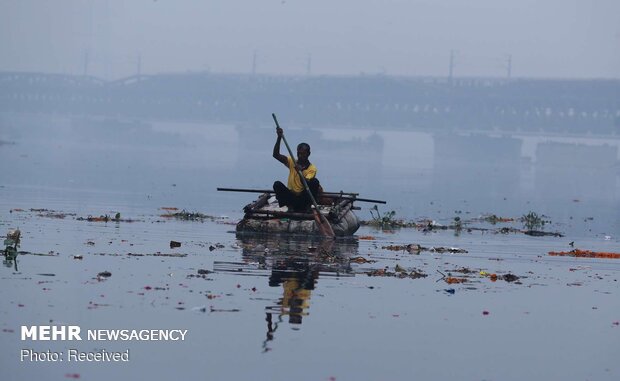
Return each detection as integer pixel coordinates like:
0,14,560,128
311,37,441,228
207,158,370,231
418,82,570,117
1,115,618,238
1,0,619,79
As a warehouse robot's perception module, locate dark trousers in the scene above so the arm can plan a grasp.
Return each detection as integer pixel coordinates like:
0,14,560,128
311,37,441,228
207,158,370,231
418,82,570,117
273,178,320,212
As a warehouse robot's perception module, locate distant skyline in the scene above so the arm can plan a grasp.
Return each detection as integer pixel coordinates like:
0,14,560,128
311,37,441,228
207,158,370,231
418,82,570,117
1,0,619,80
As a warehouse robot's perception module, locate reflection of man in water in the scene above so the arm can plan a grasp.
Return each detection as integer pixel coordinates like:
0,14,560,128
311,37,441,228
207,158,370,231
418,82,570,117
268,263,318,324
241,238,349,351
263,263,318,351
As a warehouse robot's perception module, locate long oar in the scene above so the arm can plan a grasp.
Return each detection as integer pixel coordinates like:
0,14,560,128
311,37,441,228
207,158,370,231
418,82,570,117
272,113,335,238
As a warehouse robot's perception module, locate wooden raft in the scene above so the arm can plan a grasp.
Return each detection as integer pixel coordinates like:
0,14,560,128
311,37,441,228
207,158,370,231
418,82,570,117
236,193,361,236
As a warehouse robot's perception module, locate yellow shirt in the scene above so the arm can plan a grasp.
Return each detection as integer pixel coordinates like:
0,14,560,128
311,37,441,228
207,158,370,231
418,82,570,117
281,279,311,317
287,156,317,194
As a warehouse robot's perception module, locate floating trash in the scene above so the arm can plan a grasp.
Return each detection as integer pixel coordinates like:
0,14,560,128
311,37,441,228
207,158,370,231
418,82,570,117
549,249,620,259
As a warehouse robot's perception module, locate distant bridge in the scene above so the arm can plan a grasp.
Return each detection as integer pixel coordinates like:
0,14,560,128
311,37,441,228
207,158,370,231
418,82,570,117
1,71,618,135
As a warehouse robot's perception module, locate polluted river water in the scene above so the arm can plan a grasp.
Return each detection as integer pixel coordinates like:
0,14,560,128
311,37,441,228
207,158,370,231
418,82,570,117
1,116,619,381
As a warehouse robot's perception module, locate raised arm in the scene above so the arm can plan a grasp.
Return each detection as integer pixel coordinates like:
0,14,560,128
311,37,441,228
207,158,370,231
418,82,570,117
272,126,288,167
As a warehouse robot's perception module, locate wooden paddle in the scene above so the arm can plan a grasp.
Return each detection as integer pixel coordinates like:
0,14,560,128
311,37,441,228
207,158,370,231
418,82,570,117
272,113,335,238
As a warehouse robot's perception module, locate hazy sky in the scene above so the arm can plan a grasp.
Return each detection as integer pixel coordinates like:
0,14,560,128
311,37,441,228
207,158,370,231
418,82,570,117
1,0,619,79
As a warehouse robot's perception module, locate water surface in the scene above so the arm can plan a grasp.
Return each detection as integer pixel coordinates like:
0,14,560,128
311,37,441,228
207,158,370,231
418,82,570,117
1,115,618,380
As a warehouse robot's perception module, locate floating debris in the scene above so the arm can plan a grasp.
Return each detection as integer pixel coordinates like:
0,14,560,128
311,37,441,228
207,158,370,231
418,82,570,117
479,272,521,283
359,210,564,239
502,274,520,282
350,256,376,264
381,244,421,253
97,271,112,278
360,207,426,229
207,243,225,252
429,246,468,254
521,211,549,230
77,214,138,223
192,306,208,313
366,265,427,279
127,252,187,257
381,244,467,254
439,268,522,285
549,250,620,259
160,210,221,222
524,230,564,237
497,227,520,234
19,251,59,257
444,277,467,284
382,244,406,251
448,267,477,274
395,264,407,273
368,206,399,228
480,214,514,224
210,306,240,313
405,244,422,253
38,212,74,219
170,240,182,249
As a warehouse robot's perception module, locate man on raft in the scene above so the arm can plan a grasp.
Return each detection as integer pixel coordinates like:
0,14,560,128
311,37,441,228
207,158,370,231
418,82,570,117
272,126,322,212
